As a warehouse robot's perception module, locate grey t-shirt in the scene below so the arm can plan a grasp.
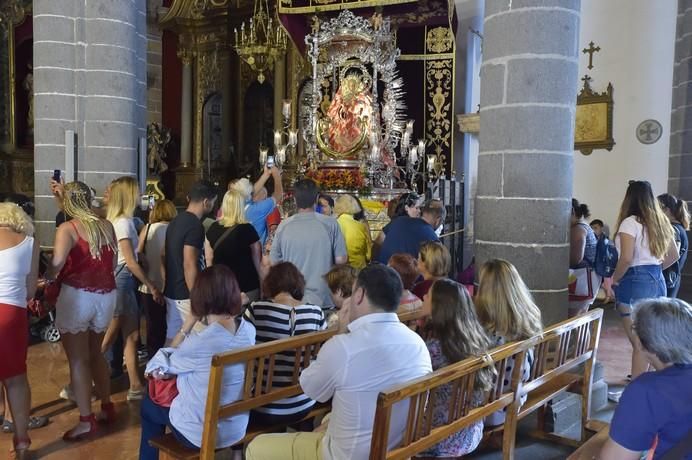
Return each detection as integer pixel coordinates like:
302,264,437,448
269,212,347,308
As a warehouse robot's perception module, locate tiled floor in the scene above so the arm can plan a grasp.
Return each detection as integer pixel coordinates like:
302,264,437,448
0,304,634,459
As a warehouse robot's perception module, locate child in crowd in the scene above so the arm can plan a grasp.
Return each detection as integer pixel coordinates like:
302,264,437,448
475,259,543,426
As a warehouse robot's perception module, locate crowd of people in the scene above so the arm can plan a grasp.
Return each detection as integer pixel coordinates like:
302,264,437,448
0,169,690,460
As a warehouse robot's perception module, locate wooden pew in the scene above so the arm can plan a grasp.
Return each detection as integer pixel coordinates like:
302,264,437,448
151,308,429,460
500,308,604,459
368,308,604,460
368,340,531,459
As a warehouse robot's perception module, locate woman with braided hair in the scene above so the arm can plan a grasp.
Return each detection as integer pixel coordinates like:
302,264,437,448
47,180,118,442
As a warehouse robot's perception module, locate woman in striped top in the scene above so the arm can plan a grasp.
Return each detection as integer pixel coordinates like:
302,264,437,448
243,262,326,426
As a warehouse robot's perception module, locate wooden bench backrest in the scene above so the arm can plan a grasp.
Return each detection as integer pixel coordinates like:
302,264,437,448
368,339,530,460
198,308,429,460
519,308,603,399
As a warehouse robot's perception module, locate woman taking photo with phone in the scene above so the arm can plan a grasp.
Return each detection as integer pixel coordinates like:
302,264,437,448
101,176,164,402
611,180,678,380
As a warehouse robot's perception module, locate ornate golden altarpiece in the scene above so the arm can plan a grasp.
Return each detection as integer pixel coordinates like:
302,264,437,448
161,0,457,211
0,0,35,196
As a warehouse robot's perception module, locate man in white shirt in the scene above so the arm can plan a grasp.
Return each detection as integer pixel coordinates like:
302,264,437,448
245,264,432,460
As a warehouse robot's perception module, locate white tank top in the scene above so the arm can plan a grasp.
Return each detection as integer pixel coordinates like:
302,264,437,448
0,236,34,308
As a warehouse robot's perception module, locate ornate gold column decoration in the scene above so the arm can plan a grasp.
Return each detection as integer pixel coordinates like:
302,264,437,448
424,26,455,178
177,46,195,167
0,0,29,150
194,36,221,168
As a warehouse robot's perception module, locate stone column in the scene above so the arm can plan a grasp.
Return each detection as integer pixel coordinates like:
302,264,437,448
475,0,580,327
179,52,193,167
669,0,692,299
33,0,146,245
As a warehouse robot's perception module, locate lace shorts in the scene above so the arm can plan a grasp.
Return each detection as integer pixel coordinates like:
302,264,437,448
55,285,117,334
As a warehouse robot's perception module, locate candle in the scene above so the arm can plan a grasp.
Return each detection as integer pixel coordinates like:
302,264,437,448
427,154,436,172
234,28,238,47
288,129,298,147
406,119,414,133
277,146,287,164
274,130,281,148
418,139,426,155
241,23,245,44
369,128,379,146
282,100,291,119
370,144,380,162
259,146,268,165
402,131,410,146
409,145,418,165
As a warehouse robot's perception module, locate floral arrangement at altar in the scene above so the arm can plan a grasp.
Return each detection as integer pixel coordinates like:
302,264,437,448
305,168,370,194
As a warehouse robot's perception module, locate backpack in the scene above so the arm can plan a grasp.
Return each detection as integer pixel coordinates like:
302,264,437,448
593,234,618,278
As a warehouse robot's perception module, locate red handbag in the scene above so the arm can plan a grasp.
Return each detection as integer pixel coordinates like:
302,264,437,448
148,377,179,407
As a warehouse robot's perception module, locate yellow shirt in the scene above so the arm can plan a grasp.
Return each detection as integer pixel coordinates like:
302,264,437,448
337,214,372,269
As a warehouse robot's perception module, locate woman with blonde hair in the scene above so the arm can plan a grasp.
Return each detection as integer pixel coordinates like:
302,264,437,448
101,176,163,402
137,199,177,356
205,190,263,301
0,203,39,458
475,258,542,426
334,194,372,269
419,279,494,457
412,241,451,299
46,180,118,441
612,181,678,380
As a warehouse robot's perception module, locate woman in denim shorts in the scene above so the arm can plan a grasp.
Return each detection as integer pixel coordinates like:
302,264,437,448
610,181,678,379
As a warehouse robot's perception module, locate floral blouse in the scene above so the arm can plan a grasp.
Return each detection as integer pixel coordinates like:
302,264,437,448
420,338,484,457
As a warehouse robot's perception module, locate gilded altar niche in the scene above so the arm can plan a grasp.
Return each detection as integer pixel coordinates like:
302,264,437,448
0,0,35,196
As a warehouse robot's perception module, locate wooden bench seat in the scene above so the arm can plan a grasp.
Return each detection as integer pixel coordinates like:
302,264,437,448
152,309,429,460
369,308,604,460
567,421,610,459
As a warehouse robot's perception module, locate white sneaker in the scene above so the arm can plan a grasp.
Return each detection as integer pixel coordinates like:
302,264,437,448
59,385,75,401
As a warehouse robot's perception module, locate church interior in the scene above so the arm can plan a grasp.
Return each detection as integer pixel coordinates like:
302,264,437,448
0,0,690,458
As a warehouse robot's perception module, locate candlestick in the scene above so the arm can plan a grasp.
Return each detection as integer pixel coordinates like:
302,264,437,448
409,145,418,165
277,146,287,164
418,139,426,156
370,144,380,162
282,100,291,120
273,130,281,149
234,28,238,47
406,119,414,133
259,146,268,165
427,154,436,172
288,130,298,147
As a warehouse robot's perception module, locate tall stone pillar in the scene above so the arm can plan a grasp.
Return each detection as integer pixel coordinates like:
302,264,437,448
179,53,194,167
33,0,147,245
475,0,580,327
669,0,692,299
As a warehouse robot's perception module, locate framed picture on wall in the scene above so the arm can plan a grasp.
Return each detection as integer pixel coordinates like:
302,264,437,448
574,78,615,155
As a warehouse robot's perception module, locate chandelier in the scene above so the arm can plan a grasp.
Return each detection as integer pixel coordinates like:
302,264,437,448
233,0,287,84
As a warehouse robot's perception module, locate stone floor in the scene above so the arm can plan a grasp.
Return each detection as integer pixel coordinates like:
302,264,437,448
0,304,633,459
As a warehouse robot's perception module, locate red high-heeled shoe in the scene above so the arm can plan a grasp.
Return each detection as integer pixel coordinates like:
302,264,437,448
62,414,97,442
11,435,31,460
97,402,116,424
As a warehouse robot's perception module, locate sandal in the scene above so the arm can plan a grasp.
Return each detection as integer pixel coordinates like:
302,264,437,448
1,416,49,433
96,402,116,424
62,414,97,442
10,435,31,460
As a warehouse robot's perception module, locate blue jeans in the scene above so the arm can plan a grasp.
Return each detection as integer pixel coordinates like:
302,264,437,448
614,264,666,314
139,394,197,460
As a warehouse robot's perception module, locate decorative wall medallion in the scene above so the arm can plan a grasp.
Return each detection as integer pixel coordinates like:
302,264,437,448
636,119,662,145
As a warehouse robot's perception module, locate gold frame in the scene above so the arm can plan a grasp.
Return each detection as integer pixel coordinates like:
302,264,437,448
574,79,615,155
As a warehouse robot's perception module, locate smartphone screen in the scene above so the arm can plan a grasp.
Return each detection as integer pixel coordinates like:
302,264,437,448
267,156,275,168
52,169,61,182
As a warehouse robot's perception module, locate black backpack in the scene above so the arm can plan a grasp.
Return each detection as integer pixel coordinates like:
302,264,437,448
593,234,618,278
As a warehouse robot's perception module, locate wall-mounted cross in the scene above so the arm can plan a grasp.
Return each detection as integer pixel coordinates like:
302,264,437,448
582,41,601,70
